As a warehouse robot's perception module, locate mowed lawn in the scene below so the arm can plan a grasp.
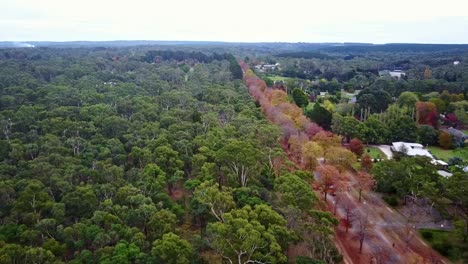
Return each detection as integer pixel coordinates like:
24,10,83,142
428,146,468,162
364,146,386,160
265,75,294,82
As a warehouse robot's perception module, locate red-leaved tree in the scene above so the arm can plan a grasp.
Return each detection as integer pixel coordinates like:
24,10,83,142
349,138,364,157
416,102,438,128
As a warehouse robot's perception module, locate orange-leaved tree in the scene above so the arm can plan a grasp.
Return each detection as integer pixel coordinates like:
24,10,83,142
353,171,375,202
316,165,340,201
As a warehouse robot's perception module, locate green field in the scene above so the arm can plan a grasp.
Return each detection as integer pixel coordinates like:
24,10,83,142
340,90,361,99
419,228,467,262
428,146,468,162
364,146,386,160
265,75,294,82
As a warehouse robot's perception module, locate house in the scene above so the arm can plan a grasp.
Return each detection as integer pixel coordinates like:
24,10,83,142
437,170,453,178
446,127,468,146
254,63,280,72
391,142,433,158
319,91,329,98
391,142,449,167
379,70,406,80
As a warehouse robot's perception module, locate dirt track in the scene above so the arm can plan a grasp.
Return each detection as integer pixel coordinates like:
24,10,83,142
322,171,448,264
239,62,448,264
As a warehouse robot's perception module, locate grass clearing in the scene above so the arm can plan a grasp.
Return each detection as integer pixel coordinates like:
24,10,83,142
265,75,294,82
364,146,386,160
428,146,468,162
419,228,467,263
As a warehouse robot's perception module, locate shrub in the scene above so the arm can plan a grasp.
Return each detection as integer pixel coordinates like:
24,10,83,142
421,230,433,240
433,242,453,257
383,195,398,207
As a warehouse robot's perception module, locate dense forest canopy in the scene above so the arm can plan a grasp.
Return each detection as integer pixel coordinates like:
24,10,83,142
0,46,341,263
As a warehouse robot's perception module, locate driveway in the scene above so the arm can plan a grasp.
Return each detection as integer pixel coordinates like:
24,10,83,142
376,145,393,159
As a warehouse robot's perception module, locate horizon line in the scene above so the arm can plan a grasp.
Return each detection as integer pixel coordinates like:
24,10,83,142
2,40,468,45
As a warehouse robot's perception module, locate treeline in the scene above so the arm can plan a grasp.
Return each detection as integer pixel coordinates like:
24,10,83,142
321,43,468,53
277,51,332,60
143,50,242,79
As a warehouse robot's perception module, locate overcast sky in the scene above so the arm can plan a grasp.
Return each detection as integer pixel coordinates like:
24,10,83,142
1,0,468,43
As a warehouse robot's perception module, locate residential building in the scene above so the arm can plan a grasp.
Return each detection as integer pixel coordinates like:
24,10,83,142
379,70,406,80
391,142,448,167
446,127,468,146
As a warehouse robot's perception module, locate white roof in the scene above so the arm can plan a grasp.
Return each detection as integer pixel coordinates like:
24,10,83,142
431,159,448,166
392,142,424,148
392,142,433,158
437,170,453,178
393,142,451,166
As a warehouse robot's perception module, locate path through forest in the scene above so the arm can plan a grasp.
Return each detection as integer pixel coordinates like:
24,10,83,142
239,61,448,264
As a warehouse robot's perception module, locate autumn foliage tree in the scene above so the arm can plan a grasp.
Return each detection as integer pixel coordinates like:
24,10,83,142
316,165,340,201
360,154,373,172
301,141,324,171
348,138,364,157
312,131,341,150
353,171,375,202
438,131,453,149
416,102,438,128
423,67,432,79
325,147,356,171
341,200,357,234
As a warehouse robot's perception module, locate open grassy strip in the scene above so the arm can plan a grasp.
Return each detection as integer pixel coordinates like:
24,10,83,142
265,74,294,82
428,146,468,162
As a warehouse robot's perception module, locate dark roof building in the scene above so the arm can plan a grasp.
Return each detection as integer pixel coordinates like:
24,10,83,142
446,127,468,147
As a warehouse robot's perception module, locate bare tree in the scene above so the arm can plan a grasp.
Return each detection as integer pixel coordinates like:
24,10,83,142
402,223,416,249
332,181,348,215
355,212,374,253
341,200,357,234
370,245,391,264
